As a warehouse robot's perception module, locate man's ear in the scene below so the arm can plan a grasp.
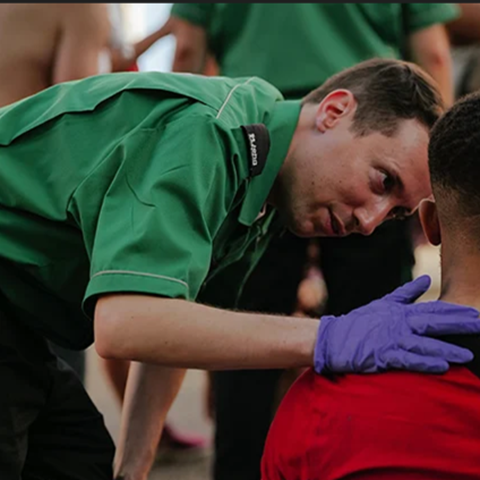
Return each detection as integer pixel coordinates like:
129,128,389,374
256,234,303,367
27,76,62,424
419,199,441,246
315,89,356,133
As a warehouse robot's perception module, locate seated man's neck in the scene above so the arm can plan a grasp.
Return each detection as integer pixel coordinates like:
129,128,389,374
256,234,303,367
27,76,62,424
440,245,480,311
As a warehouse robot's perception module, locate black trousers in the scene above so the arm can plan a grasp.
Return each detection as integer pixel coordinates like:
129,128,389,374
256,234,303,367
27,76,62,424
0,303,114,480
49,342,86,383
213,220,414,480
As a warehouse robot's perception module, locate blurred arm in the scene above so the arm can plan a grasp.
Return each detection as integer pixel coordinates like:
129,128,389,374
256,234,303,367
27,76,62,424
133,18,174,58
407,23,454,107
171,17,208,73
53,4,110,83
114,364,186,480
110,17,174,72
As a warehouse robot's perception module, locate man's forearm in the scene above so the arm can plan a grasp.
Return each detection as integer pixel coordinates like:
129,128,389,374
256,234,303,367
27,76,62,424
419,55,454,108
110,19,174,72
114,363,186,480
95,295,318,370
408,25,455,107
134,18,174,59
170,17,208,73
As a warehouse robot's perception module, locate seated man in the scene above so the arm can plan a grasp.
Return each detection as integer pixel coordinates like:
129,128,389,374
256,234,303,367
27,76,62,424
261,91,480,480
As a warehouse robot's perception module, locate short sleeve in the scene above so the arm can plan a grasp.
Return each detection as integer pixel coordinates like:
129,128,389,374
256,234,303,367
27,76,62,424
76,115,236,318
170,3,215,29
402,3,460,33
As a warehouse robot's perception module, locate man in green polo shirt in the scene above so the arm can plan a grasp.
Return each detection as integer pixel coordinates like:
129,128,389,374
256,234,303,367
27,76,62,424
1,59,479,480
171,3,457,101
169,4,459,478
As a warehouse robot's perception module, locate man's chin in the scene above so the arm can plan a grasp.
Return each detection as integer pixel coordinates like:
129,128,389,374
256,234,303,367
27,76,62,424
282,212,325,237
288,220,350,238
287,223,322,238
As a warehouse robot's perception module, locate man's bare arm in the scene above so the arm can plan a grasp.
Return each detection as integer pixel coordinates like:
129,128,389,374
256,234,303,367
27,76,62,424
95,295,318,370
407,24,454,107
171,17,208,73
114,364,186,480
96,294,318,480
110,17,174,72
53,4,110,83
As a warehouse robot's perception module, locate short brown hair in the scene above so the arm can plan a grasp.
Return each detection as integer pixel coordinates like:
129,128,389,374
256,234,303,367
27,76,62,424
302,58,444,137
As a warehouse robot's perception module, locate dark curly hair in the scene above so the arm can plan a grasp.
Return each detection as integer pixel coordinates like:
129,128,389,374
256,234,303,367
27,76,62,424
429,92,480,218
302,58,444,137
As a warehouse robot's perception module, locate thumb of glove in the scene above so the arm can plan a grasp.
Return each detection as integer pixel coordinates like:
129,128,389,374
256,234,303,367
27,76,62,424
382,275,431,305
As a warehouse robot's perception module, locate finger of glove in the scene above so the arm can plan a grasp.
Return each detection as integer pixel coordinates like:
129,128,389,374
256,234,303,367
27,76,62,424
382,350,449,373
409,314,480,336
382,275,431,304
398,335,474,364
410,301,479,318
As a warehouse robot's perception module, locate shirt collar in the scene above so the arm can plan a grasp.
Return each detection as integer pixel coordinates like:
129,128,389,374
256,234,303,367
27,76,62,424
238,100,301,226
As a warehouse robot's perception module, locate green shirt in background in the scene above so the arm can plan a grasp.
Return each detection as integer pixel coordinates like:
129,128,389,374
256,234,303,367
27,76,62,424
0,72,300,349
171,3,460,96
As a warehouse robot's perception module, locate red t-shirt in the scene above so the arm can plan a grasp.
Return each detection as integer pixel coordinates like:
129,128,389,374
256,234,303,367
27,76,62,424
262,367,480,480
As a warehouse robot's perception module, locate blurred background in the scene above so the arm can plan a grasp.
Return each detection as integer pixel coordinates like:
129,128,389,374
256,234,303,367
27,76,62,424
120,4,174,72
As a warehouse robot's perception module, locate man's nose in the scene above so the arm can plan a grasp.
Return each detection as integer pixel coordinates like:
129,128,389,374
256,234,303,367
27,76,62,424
354,203,392,236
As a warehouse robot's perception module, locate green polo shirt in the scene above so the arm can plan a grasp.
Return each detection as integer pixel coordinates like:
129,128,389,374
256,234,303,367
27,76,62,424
0,72,300,349
171,3,460,96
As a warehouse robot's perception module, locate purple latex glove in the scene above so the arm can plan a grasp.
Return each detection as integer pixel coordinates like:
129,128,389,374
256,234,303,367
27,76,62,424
314,275,480,374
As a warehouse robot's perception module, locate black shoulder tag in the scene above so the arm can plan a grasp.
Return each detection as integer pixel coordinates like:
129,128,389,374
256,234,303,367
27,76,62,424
240,124,271,178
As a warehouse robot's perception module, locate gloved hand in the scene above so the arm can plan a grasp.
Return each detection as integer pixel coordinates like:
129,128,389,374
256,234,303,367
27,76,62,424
314,275,480,374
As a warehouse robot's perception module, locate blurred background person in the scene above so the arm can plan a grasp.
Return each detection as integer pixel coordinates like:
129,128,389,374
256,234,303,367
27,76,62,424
107,3,174,73
168,4,458,480
445,4,480,97
0,3,175,104
0,3,111,109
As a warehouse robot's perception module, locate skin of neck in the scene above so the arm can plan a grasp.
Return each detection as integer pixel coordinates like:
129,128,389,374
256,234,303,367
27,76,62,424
439,233,480,312
267,103,318,207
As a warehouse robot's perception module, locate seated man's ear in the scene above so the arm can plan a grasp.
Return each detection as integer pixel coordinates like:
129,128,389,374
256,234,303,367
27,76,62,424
419,199,441,246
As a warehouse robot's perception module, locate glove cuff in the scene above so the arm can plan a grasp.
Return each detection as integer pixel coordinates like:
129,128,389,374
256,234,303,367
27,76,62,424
313,315,337,374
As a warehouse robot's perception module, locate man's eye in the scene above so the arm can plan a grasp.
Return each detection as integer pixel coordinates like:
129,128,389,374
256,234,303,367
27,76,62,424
380,171,395,192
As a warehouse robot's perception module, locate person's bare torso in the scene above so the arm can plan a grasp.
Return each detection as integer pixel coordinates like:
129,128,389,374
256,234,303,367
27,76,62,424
0,3,110,108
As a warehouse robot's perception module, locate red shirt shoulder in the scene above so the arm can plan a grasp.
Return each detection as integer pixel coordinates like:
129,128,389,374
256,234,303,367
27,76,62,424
262,367,480,480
